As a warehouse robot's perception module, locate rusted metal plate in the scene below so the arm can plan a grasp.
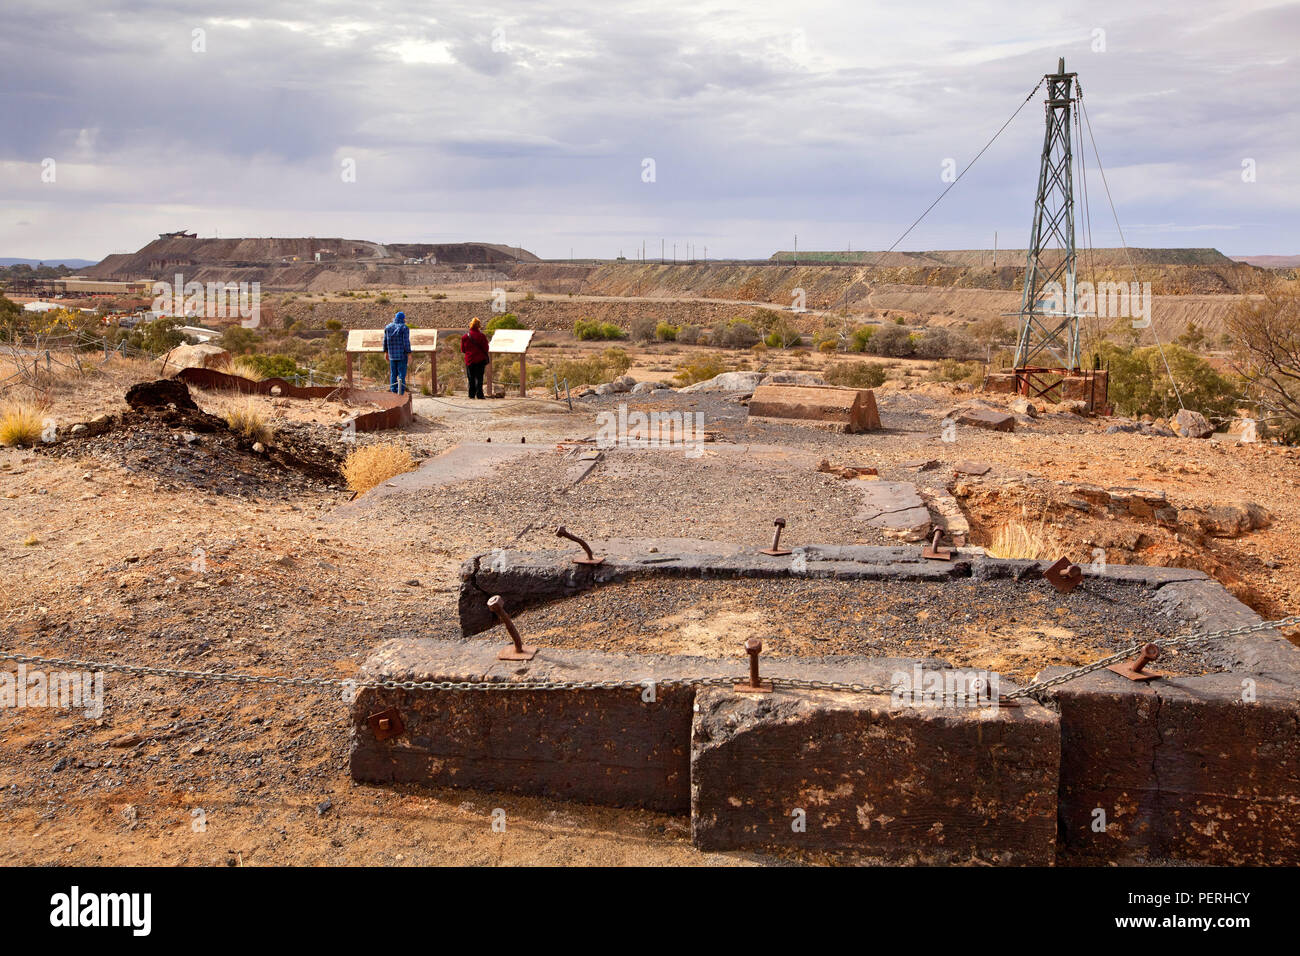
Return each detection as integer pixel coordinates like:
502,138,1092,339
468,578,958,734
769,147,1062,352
367,707,405,741
1044,556,1083,593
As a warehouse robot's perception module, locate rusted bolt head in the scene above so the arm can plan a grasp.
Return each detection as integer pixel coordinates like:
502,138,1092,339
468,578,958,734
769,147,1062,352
1141,643,1161,661
555,525,567,537
378,718,391,731
487,594,503,611
773,518,786,528
745,637,762,654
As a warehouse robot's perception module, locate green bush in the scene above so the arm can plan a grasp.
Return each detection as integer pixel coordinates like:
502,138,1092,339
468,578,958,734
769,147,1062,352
848,325,877,352
574,319,626,340
824,361,888,389
486,313,523,335
1098,342,1239,421
655,322,679,341
239,353,310,381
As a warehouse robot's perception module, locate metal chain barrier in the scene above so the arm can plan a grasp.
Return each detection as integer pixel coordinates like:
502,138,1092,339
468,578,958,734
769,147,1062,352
0,615,1295,701
1003,614,1300,700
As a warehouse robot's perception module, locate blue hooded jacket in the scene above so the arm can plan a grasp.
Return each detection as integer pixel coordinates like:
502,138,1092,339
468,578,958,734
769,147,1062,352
383,312,411,360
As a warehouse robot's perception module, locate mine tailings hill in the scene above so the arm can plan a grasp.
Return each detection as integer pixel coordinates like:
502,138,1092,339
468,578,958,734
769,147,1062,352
512,252,1273,308
86,237,539,284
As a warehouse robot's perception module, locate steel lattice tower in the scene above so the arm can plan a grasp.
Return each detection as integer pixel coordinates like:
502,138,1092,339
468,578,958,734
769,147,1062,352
1013,58,1080,371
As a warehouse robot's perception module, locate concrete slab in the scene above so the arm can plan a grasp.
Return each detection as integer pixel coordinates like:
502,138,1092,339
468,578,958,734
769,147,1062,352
853,480,932,539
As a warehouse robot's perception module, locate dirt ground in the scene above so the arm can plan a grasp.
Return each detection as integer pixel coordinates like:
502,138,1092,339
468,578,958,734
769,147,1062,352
1,349,1297,866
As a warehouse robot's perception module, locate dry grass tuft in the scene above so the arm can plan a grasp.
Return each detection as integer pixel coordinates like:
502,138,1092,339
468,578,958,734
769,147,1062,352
984,518,1052,560
224,400,273,444
342,443,416,494
0,401,45,447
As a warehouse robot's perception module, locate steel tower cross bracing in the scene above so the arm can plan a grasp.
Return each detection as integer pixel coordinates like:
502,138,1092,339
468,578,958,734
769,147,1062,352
1013,58,1080,371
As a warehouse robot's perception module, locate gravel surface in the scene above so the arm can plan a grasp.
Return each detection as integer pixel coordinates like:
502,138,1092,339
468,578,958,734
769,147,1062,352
507,576,1197,684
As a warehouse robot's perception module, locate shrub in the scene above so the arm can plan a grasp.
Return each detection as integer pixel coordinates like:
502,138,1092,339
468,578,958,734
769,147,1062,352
486,313,523,335
928,359,984,386
0,401,44,447
866,324,915,357
1099,342,1239,422
914,327,978,360
824,361,888,389
233,353,308,381
764,319,802,348
818,340,838,353
848,325,877,352
545,348,632,387
719,319,759,349
224,401,273,445
325,319,343,332
629,316,658,343
677,324,702,345
574,319,626,341
342,443,416,494
655,322,679,341
673,355,728,386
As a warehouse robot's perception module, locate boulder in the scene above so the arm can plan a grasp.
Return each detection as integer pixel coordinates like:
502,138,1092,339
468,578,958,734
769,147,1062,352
1197,501,1273,538
1172,408,1213,439
630,382,655,394
1010,397,1038,418
610,375,636,393
159,343,232,376
678,371,766,394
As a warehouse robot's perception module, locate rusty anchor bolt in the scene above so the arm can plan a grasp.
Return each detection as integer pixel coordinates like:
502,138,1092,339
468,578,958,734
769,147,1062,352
1132,643,1160,673
487,594,538,661
556,525,603,565
735,637,773,694
1107,642,1165,682
761,518,792,556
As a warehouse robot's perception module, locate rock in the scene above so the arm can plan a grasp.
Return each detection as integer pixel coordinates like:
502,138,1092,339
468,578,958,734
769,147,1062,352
158,343,233,376
1172,408,1213,439
1197,501,1273,537
651,388,676,396
610,375,636,393
1106,421,1142,434
630,382,655,394
183,431,199,444
316,798,333,816
594,384,613,397
954,460,992,476
678,371,766,394
1010,398,1038,418
954,407,1015,433
70,423,86,435
252,442,266,453
125,379,198,411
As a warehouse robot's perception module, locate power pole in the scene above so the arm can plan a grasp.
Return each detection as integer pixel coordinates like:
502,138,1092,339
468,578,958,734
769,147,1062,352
1013,58,1081,371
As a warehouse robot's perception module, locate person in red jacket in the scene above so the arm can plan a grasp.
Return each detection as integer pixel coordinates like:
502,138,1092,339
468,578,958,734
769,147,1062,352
461,317,490,399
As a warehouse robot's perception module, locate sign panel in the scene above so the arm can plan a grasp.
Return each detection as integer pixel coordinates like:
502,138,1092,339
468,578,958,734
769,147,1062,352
488,328,534,354
347,328,439,352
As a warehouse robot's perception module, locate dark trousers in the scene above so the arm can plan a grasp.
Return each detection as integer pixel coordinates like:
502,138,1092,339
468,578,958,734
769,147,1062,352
467,360,487,399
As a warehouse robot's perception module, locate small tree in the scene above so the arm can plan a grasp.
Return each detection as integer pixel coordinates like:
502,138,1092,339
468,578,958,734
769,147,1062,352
1226,286,1300,439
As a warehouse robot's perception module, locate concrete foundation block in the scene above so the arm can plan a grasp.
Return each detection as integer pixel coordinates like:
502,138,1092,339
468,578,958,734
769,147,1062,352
690,687,1060,864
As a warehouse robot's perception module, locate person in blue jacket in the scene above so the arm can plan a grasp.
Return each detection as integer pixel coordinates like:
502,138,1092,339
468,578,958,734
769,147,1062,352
383,311,412,394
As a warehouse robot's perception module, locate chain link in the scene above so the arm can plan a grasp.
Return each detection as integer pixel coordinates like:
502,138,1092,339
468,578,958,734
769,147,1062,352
1003,614,1300,700
1,615,1296,701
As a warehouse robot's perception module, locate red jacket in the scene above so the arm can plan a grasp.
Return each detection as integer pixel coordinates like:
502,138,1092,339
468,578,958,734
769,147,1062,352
461,328,490,365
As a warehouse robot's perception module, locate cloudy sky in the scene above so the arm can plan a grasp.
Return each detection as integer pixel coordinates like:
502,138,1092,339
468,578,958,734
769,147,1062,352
1,0,1296,261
